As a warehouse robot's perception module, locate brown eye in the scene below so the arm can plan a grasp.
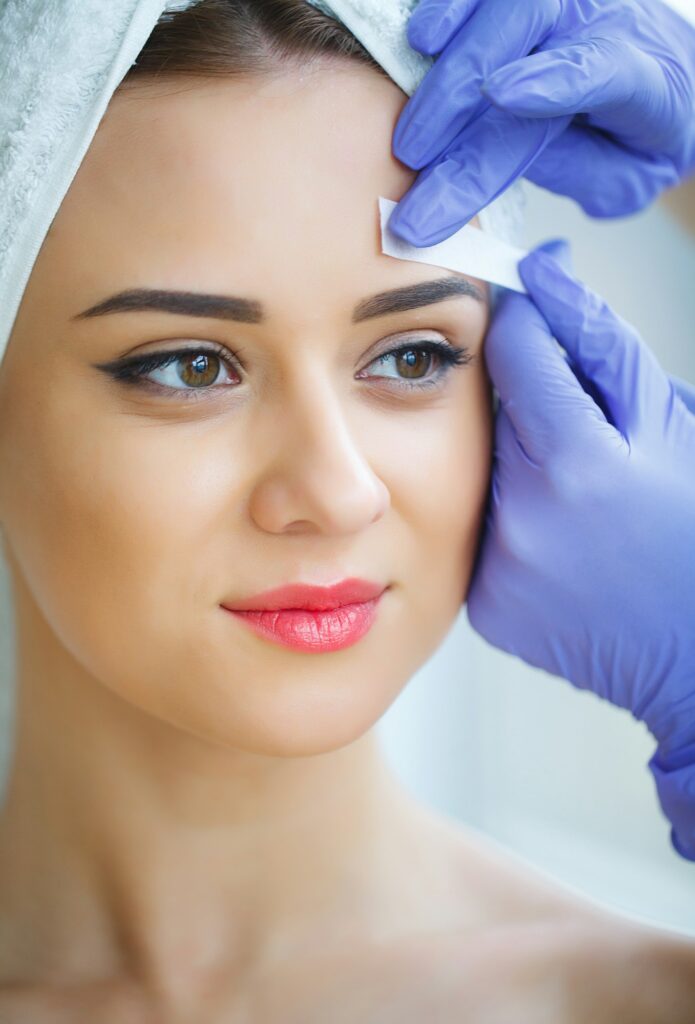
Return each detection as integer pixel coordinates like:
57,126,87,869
100,345,242,398
177,352,222,388
394,348,434,379
359,338,471,391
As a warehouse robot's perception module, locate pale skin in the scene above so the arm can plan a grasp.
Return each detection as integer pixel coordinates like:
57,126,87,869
0,56,693,1023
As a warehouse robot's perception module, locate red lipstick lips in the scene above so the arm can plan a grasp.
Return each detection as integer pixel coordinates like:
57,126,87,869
220,578,387,652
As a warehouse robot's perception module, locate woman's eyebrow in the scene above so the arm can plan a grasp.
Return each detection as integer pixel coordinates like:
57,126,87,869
352,276,484,321
71,275,484,325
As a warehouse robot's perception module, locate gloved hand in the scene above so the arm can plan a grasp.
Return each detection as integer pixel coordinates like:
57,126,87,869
389,0,695,245
466,239,695,860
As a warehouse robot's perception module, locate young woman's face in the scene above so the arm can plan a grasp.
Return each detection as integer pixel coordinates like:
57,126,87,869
0,63,493,757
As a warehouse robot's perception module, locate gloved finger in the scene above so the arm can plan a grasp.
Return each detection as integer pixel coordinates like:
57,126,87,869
520,124,678,216
483,39,686,153
518,250,677,443
393,0,560,170
484,241,610,467
390,107,570,246
406,0,479,55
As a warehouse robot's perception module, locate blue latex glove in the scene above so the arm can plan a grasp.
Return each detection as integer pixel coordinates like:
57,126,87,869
389,0,695,245
466,238,695,860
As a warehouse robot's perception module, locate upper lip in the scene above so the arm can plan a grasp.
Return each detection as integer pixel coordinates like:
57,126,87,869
221,577,387,612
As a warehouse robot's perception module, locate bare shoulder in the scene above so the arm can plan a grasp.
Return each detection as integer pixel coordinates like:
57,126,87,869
252,916,695,1024
469,916,695,1024
435,813,695,1023
390,801,695,1021
256,804,695,1024
512,914,695,1024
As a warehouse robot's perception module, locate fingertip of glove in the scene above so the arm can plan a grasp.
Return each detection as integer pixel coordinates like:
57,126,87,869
518,239,573,293
385,206,418,244
536,237,573,269
406,14,444,55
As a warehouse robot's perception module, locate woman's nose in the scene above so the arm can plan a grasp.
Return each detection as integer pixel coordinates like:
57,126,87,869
248,380,390,536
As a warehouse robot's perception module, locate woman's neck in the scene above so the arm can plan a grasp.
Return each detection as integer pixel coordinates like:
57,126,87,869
0,612,418,1000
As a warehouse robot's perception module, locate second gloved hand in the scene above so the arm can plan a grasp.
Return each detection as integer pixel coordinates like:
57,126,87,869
466,240,695,860
389,0,695,245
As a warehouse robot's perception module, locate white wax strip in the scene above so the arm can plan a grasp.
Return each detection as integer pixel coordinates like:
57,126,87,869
379,197,528,293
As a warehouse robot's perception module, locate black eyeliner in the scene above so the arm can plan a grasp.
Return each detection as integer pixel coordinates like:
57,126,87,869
94,341,236,385
95,337,474,398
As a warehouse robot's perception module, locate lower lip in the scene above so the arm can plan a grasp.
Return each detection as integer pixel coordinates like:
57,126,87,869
223,596,384,653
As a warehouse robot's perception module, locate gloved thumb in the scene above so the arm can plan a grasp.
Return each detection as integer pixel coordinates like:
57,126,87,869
534,236,573,273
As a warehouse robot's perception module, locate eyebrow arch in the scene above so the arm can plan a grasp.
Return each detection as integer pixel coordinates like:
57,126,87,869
71,275,485,325
352,276,484,321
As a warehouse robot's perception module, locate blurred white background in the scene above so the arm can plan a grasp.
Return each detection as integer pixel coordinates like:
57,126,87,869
377,179,695,936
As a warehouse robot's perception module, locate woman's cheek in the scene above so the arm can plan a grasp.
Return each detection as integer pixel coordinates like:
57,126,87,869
0,379,187,688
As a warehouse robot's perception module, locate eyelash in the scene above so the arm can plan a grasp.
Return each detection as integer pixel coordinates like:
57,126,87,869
100,338,473,402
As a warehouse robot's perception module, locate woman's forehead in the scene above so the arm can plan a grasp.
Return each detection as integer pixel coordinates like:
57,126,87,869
83,65,413,226
34,67,486,332
45,69,422,291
